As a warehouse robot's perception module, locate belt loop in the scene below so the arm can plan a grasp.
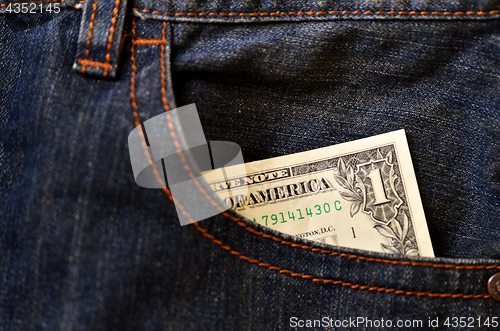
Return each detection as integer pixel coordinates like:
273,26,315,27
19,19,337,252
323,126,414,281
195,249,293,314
73,0,129,78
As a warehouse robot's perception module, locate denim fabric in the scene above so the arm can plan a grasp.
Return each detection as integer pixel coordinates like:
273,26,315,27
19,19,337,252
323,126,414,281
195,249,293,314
2,0,500,330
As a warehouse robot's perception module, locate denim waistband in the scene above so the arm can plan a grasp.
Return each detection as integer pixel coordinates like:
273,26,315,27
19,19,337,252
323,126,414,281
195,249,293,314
71,0,500,78
2,0,498,78
2,0,500,18
131,0,500,22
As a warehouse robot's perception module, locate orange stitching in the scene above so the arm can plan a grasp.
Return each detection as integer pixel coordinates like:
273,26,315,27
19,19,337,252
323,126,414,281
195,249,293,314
160,22,169,112
133,38,166,45
130,20,139,126
0,0,64,7
222,219,500,270
163,115,225,213
130,19,198,223
171,183,499,270
192,223,491,300
132,8,500,17
133,25,221,213
157,22,220,211
77,58,112,70
129,22,496,300
82,0,98,74
128,16,500,274
104,0,121,77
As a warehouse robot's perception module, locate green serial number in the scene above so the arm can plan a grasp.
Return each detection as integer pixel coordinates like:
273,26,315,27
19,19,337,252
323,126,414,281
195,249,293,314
253,200,342,226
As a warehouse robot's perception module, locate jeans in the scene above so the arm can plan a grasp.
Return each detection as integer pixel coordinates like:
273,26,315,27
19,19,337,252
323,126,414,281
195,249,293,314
1,0,500,329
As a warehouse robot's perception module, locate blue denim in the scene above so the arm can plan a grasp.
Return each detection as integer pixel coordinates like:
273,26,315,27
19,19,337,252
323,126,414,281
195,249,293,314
2,0,500,329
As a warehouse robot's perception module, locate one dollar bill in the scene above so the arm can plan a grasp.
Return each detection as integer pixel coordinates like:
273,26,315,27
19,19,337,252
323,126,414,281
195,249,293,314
203,130,434,257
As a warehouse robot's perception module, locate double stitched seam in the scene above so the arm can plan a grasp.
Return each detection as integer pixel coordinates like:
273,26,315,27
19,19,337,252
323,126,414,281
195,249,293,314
130,20,199,223
128,20,495,299
217,217,500,270
193,223,491,299
133,8,500,17
79,0,121,76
